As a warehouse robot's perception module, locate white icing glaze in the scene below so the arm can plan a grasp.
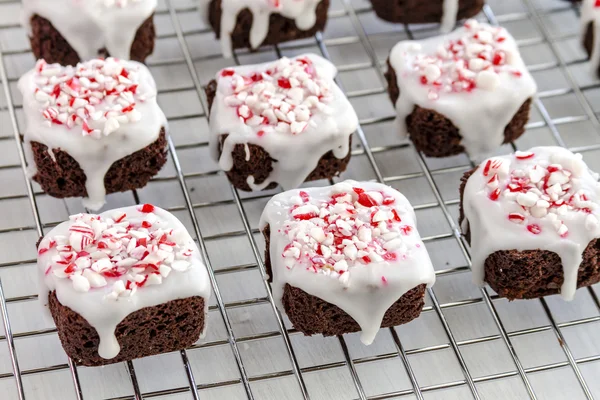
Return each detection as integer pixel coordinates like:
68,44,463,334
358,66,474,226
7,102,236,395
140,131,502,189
440,0,459,33
462,147,600,300
581,0,600,75
19,58,167,210
198,0,322,57
37,204,211,360
21,0,156,61
389,20,537,160
259,180,436,344
208,54,358,191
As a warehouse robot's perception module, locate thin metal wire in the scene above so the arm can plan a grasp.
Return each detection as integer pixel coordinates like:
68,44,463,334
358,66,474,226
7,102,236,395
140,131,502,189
0,0,598,399
126,361,143,400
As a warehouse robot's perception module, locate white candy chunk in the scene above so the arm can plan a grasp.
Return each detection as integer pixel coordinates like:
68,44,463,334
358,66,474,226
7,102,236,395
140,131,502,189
146,273,163,286
383,238,404,251
310,227,326,243
333,260,348,272
344,244,358,260
71,274,90,292
423,64,441,82
83,269,107,288
586,214,599,231
468,58,485,72
372,210,388,223
476,70,499,91
517,192,538,207
357,226,372,243
159,264,172,278
292,204,319,218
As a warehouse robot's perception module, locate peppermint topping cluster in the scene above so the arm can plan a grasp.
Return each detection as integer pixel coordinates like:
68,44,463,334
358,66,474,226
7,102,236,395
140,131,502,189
220,56,333,136
32,58,155,138
278,183,418,287
408,20,524,101
482,151,599,237
39,205,195,299
102,0,143,7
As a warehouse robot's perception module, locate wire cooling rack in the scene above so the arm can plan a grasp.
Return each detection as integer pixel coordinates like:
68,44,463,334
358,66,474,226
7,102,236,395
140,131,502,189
0,0,599,399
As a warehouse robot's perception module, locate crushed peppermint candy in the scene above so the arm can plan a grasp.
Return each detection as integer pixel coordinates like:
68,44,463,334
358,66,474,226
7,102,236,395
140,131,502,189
406,19,524,100
219,56,333,136
38,204,195,299
482,150,600,237
31,58,155,138
277,184,418,287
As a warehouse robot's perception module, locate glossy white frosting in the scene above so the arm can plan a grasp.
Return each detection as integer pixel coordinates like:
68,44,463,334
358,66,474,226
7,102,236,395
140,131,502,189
198,0,322,57
19,58,167,210
462,147,600,300
441,0,459,33
21,0,157,61
37,205,212,360
582,0,600,75
389,20,537,160
208,54,358,191
260,180,436,344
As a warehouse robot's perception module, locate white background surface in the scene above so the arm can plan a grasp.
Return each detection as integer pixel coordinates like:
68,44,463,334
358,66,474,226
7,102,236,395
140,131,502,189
0,0,599,399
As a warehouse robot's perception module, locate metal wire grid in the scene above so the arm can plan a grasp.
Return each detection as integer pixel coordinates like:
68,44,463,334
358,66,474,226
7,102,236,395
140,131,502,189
0,0,598,399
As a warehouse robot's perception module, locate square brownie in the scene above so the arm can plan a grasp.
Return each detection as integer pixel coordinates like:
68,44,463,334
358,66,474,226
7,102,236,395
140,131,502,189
22,0,156,65
260,180,436,343
370,0,484,32
460,147,600,300
206,54,358,192
18,58,168,210
37,204,211,366
386,20,537,159
200,0,329,57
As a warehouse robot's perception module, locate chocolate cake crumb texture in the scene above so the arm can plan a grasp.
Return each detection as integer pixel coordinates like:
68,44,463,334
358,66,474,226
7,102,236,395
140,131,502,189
387,19,536,159
370,0,484,32
37,205,211,364
202,0,329,57
23,0,156,64
208,54,358,191
260,180,435,343
19,57,167,210
461,147,600,300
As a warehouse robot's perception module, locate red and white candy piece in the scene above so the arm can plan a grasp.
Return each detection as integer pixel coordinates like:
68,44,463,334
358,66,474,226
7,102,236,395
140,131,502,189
278,183,419,287
482,151,599,237
409,19,524,100
218,56,333,137
38,204,195,298
31,58,153,138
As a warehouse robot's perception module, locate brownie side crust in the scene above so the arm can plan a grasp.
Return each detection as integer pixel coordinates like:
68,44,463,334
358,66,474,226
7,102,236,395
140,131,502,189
459,168,600,300
48,291,205,366
385,61,532,158
205,80,352,191
29,14,156,66
208,0,330,51
583,21,600,79
370,0,484,24
31,127,168,199
262,225,426,336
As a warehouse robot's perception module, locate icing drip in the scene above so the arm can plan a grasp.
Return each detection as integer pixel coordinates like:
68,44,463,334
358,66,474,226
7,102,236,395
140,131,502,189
389,19,537,160
37,205,211,359
198,0,321,58
19,58,167,210
21,0,157,61
440,0,459,33
463,147,600,300
259,180,436,344
209,54,358,191
581,0,600,75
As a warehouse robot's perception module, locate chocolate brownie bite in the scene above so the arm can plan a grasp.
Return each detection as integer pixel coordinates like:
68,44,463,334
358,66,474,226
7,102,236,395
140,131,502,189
460,147,600,300
18,58,168,210
260,180,436,343
386,20,537,159
22,0,156,65
581,0,600,78
370,0,484,32
37,204,211,366
207,54,358,192
199,0,329,58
